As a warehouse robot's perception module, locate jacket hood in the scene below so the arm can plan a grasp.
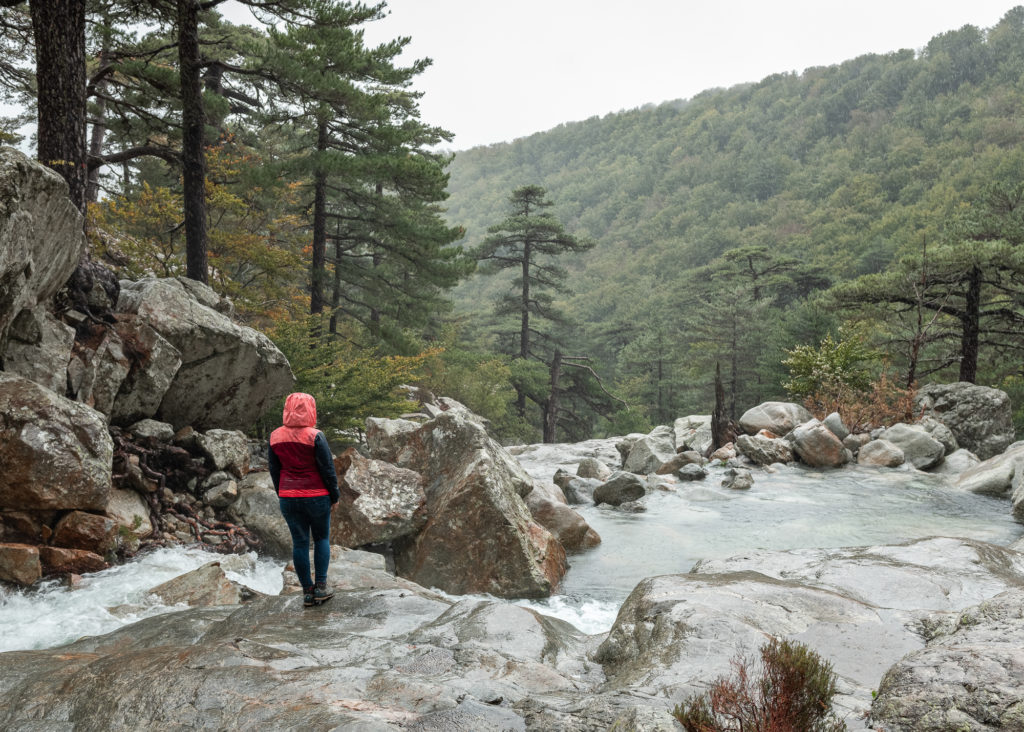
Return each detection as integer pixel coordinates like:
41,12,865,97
283,392,317,428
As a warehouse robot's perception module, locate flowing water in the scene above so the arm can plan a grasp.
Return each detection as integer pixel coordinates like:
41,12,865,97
3,437,1022,650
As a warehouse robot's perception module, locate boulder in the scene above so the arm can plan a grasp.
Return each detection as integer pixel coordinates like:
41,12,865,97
594,471,647,506
677,463,708,481
0,372,113,510
530,480,567,504
791,419,848,468
331,448,427,548
735,433,794,466
916,382,1016,460
104,487,153,538
203,477,238,509
116,278,294,431
128,418,175,442
918,415,959,455
365,416,433,463
721,467,753,490
843,432,872,454
709,442,736,461
823,411,850,440
576,456,612,481
857,439,906,468
526,493,601,552
372,411,565,598
615,433,646,465
655,450,703,474
871,588,1024,731
738,401,812,436
673,415,713,454
51,511,117,553
880,423,945,469
225,472,291,557
0,542,41,585
561,476,600,505
109,316,182,425
622,425,676,474
957,446,1024,498
39,546,107,575
71,326,133,418
928,448,981,477
147,561,252,607
0,147,85,349
196,429,249,477
2,307,74,393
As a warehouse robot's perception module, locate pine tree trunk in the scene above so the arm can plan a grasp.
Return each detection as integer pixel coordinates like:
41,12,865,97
178,0,208,283
958,266,981,383
520,242,531,359
543,350,562,443
310,119,328,314
31,0,87,213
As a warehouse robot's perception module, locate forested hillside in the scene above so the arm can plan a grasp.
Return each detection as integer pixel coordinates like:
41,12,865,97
443,8,1024,438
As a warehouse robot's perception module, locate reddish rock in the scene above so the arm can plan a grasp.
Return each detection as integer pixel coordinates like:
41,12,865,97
0,510,52,543
0,373,113,511
0,542,42,585
40,546,108,575
526,494,601,552
51,511,117,553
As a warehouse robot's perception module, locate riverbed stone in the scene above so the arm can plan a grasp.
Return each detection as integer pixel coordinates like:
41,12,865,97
721,467,753,490
51,511,118,553
877,423,944,469
0,542,41,585
673,414,713,454
576,456,612,481
104,487,153,538
655,450,703,474
738,401,812,436
955,444,1024,498
735,433,794,466
792,418,848,468
916,382,1016,460
526,492,601,552
225,471,291,557
928,448,980,477
857,439,905,468
823,412,850,440
623,425,676,474
147,561,252,607
594,471,647,506
0,372,113,511
39,546,107,575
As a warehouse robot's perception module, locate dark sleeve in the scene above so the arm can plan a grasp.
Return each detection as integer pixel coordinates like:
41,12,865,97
267,441,281,495
314,432,340,503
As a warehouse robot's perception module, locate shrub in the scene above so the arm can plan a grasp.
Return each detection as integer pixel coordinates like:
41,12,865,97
804,370,918,433
673,638,847,732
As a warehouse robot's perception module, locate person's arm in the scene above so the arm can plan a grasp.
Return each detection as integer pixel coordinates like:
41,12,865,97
313,432,340,504
267,441,281,495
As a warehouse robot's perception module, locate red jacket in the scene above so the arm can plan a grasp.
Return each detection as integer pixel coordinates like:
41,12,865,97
268,393,339,501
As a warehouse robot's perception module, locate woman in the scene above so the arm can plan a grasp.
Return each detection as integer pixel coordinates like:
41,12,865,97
268,392,340,607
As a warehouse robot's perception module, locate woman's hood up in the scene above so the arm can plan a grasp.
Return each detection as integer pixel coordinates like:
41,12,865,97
282,392,317,427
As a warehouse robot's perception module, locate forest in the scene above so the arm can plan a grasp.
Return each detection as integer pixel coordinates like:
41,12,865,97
4,1,1024,443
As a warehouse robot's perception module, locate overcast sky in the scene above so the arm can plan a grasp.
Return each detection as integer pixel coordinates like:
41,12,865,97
349,0,1018,151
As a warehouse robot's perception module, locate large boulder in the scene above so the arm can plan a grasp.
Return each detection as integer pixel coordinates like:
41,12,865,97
622,425,676,474
0,147,85,350
880,423,945,470
954,445,1024,509
735,433,794,466
916,382,1016,460
0,372,113,510
331,448,427,548
673,415,713,454
68,325,131,417
109,316,182,425
371,410,566,598
116,278,294,431
2,307,74,394
738,401,812,436
791,418,848,468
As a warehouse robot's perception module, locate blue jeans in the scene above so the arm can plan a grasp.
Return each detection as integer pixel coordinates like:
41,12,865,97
279,495,332,589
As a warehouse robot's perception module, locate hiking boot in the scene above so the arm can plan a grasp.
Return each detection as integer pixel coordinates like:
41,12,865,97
313,582,334,605
303,586,316,607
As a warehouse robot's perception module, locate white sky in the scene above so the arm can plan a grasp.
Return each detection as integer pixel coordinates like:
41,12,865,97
352,0,1019,150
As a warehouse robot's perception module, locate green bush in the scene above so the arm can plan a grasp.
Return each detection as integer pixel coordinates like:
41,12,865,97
782,330,878,401
673,637,847,732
